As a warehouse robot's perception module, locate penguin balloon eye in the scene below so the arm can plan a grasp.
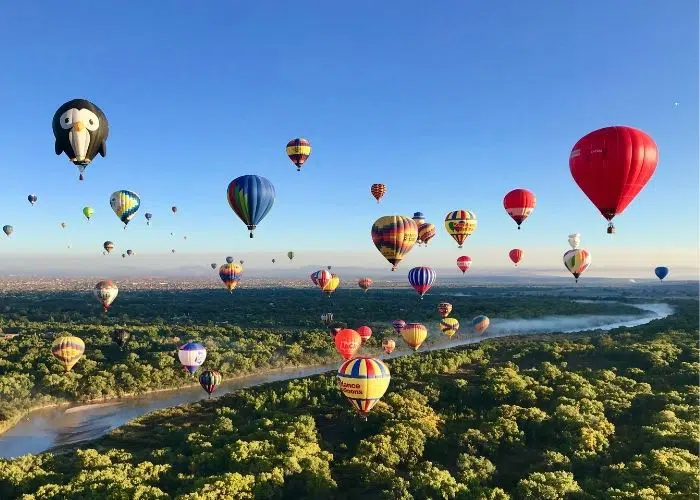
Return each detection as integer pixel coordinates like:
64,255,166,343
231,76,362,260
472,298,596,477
59,109,79,130
78,109,100,131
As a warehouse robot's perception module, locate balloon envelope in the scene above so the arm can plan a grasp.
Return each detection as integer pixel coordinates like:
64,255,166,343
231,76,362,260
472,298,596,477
457,256,472,274
439,318,460,337
110,190,141,226
93,280,118,312
382,338,396,354
437,302,452,318
178,342,207,374
370,183,386,202
226,175,275,237
51,336,85,371
219,263,243,292
563,249,591,282
334,329,361,360
654,266,669,281
568,233,581,249
392,320,406,334
199,370,222,395
509,249,523,266
356,326,372,344
401,323,427,351
503,189,536,228
371,215,418,270
444,210,477,247
408,266,436,298
286,138,311,171
473,316,490,334
337,356,390,417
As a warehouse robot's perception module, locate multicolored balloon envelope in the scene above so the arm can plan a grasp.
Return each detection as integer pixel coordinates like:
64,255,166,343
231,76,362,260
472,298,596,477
199,370,222,396
334,329,362,360
408,266,436,299
371,215,418,270
219,263,243,292
226,175,275,237
52,99,109,180
178,342,207,374
51,336,85,372
401,323,427,351
370,183,386,202
655,266,669,281
563,249,591,283
437,302,452,318
312,269,332,289
337,356,391,418
444,210,477,248
103,241,114,253
323,274,340,296
286,138,311,171
472,315,490,334
569,126,658,233
110,190,141,227
392,320,406,334
503,189,536,229
418,223,436,246
439,318,460,337
94,280,118,312
457,255,472,274
382,338,396,354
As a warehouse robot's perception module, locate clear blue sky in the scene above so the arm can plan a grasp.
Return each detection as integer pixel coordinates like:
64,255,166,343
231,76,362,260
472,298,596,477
0,1,697,276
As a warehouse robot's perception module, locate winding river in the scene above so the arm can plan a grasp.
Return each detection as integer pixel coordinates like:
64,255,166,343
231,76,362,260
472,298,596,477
0,302,672,459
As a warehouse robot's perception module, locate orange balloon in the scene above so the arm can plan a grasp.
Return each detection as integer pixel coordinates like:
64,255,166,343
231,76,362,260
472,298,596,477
334,329,361,360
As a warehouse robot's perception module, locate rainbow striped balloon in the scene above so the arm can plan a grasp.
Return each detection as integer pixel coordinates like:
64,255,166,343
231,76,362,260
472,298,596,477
219,263,243,292
337,356,391,418
226,175,275,238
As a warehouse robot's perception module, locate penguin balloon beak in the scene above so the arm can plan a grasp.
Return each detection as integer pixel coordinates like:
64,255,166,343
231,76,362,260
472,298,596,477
74,121,85,132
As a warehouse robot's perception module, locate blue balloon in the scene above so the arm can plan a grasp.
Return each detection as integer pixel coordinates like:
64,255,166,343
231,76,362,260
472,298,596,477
654,266,669,281
408,266,436,299
226,175,276,238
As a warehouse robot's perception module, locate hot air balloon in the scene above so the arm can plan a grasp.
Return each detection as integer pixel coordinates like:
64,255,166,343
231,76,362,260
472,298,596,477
226,256,234,264
60,222,67,229
568,233,581,249
444,210,477,248
171,249,176,254
408,266,436,299
82,206,94,221
240,260,244,265
171,206,177,214
272,258,276,264
219,263,243,292
27,194,37,206
356,326,372,345
321,313,334,325
110,190,141,227
412,212,425,227
322,274,340,296
370,183,386,203
392,320,406,335
439,318,460,337
509,249,523,266
226,175,275,238
287,251,294,260
126,249,134,256
503,189,536,229
101,241,113,254
337,356,391,419
437,302,452,318
382,338,396,354
286,138,311,171
334,329,361,360
401,323,427,351
199,370,222,397
417,223,436,246
94,280,118,312
121,253,126,259
145,213,152,225
52,99,109,180
51,336,85,371
329,324,343,337
472,315,490,334
358,277,373,293
312,269,331,289
327,265,332,271
178,342,207,374
210,263,217,270
371,215,418,271
2,225,13,237
563,249,591,283
655,266,669,281
457,256,472,274
111,329,131,349
570,126,658,234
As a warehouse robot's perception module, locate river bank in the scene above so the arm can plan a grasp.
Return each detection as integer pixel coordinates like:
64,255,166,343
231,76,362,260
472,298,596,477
0,302,672,459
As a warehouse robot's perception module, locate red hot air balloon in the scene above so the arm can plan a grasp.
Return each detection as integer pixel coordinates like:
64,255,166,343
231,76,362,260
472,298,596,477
356,326,372,344
569,126,658,234
370,183,386,203
503,189,536,229
334,329,361,360
456,256,472,274
509,248,523,266
358,277,373,293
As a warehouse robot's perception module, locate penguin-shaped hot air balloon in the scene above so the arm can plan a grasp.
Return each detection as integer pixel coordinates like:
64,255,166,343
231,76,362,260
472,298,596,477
52,99,109,180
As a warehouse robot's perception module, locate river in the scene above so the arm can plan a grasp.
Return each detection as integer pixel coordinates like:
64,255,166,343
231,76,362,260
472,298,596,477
0,302,672,459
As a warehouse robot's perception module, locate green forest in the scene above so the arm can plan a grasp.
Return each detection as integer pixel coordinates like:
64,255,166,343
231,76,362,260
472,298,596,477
0,288,697,498
0,287,646,434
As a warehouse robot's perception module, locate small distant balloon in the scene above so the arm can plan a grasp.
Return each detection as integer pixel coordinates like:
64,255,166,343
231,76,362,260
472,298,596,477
370,183,386,203
27,194,38,206
83,206,94,221
103,241,114,253
145,213,152,225
2,225,13,237
94,280,118,312
287,251,294,260
654,266,669,281
211,263,217,270
171,206,177,214
286,138,311,171
472,315,490,334
110,190,141,227
178,342,207,375
226,256,234,264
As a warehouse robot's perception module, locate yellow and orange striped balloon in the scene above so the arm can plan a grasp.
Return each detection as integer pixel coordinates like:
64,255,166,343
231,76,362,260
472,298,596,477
51,336,85,372
370,183,386,203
